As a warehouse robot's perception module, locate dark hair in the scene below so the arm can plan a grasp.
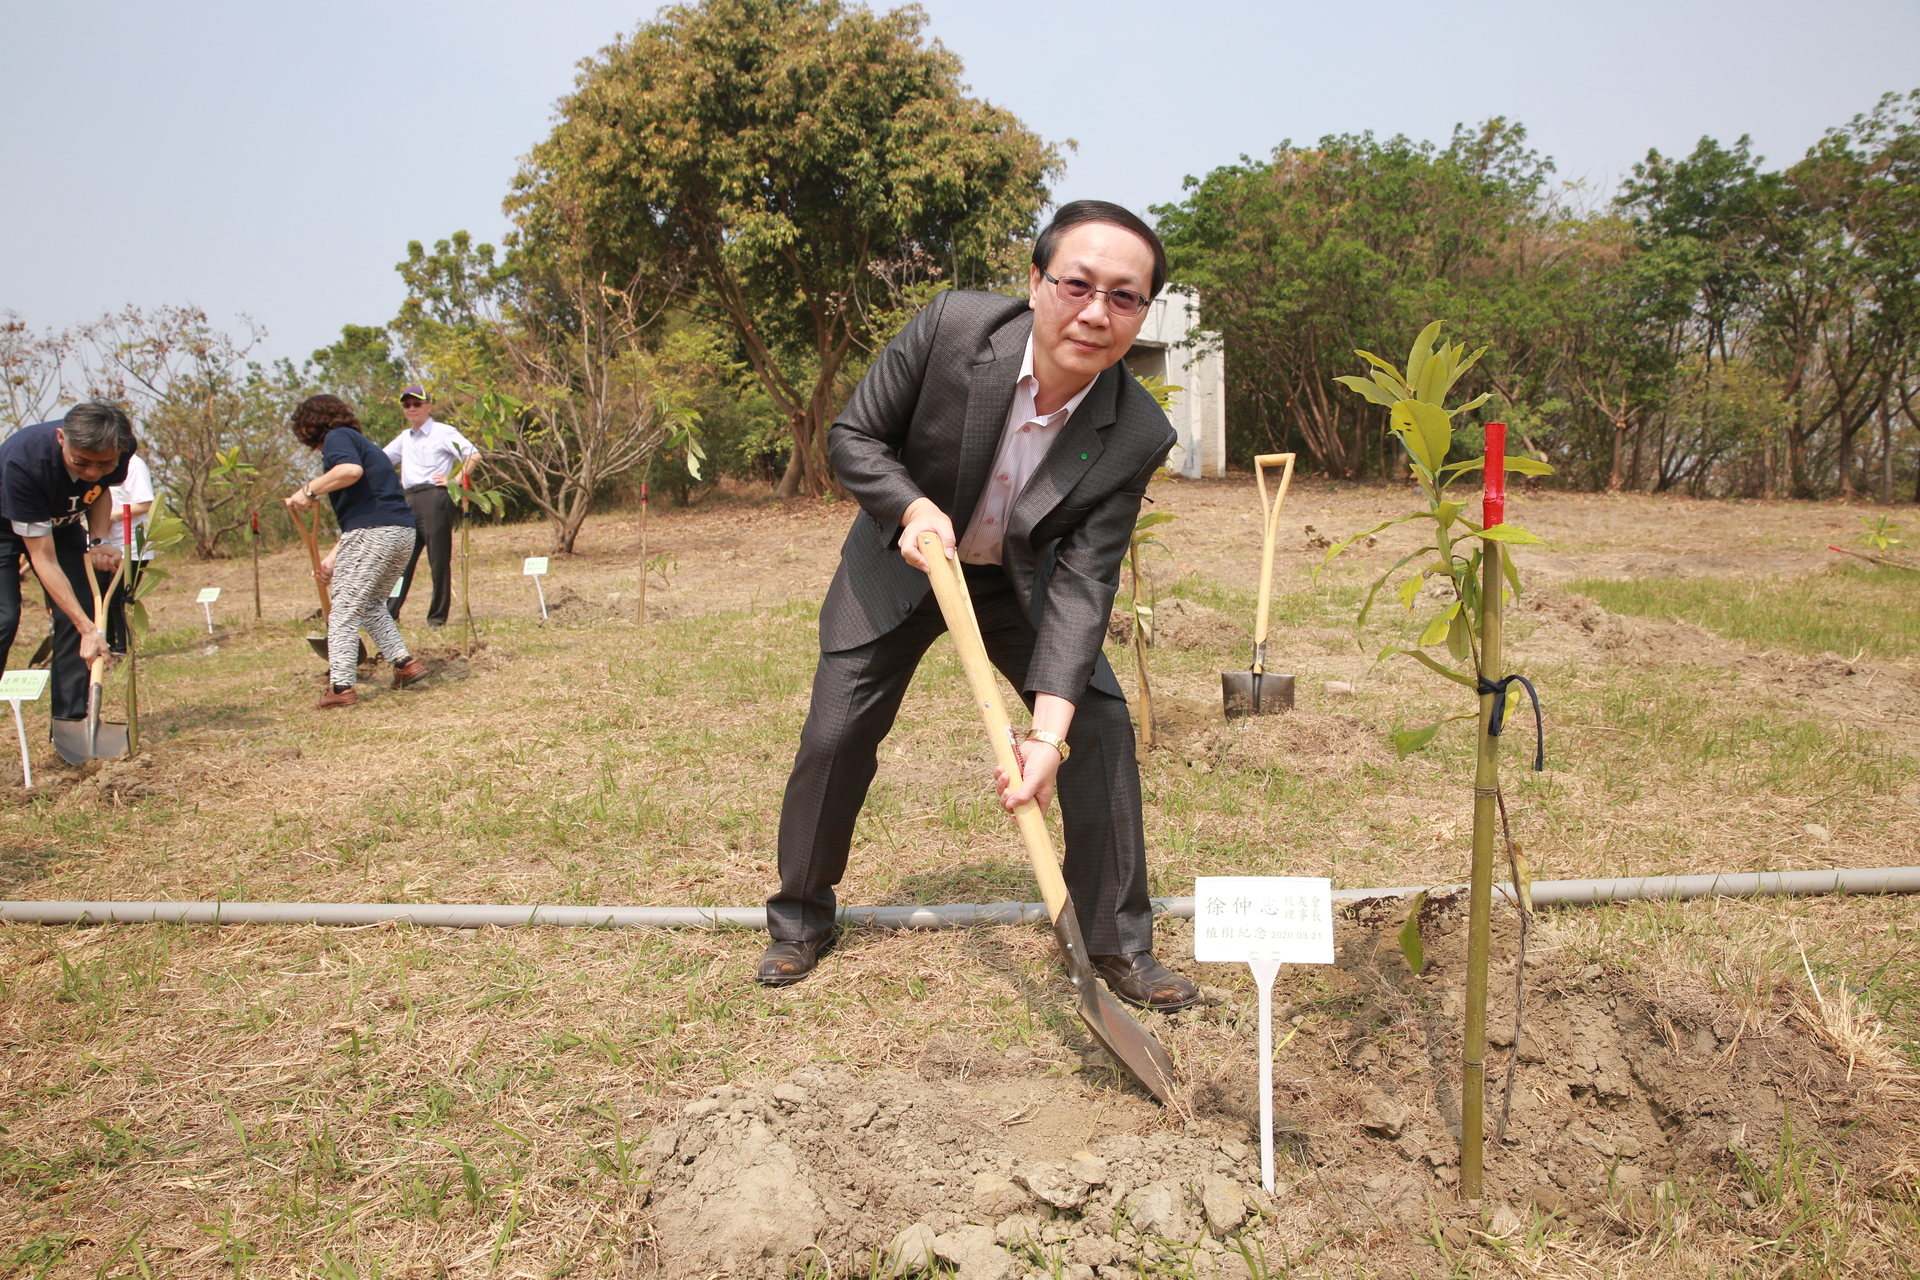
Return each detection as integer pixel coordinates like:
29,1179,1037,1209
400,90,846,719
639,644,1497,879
62,400,136,454
290,394,361,449
1032,200,1167,301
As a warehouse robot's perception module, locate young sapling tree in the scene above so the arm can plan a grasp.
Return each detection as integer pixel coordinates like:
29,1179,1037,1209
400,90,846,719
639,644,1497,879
1319,320,1552,1198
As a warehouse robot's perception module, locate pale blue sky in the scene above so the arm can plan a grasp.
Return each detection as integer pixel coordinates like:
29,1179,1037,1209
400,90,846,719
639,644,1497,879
4,0,1916,365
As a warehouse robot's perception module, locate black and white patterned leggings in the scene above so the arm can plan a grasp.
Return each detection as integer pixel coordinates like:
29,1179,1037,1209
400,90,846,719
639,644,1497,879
329,525,415,690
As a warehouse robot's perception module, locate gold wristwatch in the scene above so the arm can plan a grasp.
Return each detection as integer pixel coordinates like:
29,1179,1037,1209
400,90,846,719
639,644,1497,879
1024,730,1069,761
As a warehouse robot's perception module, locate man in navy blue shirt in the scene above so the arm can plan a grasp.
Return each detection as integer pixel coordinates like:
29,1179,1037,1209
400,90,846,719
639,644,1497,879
0,402,135,726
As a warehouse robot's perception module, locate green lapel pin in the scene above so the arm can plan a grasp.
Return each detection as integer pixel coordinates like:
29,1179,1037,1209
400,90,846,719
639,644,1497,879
1080,452,1088,460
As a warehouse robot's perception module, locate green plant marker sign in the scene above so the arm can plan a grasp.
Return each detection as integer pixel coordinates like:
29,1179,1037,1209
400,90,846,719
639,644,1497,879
523,557,549,619
0,668,49,789
390,578,404,599
196,586,221,634
1195,876,1334,1195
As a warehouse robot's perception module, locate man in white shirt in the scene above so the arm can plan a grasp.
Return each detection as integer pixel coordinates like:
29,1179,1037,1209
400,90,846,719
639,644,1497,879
383,386,479,629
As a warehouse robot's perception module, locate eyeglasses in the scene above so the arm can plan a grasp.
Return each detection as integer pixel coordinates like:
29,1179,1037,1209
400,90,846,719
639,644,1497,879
1040,269,1151,318
400,398,426,408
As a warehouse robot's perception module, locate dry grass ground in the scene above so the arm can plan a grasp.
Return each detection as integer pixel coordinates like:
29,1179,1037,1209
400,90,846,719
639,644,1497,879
1,478,1916,1279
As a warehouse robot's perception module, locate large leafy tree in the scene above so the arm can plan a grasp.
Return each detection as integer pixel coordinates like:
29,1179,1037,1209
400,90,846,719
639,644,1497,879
1156,121,1551,479
508,0,1058,497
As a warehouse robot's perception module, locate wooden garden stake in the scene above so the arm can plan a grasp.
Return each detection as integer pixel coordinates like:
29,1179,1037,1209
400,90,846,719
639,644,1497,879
250,510,261,618
124,506,141,753
638,481,649,624
1461,423,1508,1199
459,474,475,657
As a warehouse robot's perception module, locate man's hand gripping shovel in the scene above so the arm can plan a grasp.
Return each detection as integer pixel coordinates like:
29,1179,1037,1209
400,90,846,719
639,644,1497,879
916,532,1178,1104
52,556,129,765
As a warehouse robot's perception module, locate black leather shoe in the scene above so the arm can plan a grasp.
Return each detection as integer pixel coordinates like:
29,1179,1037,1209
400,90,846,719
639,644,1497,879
1090,951,1200,1011
757,936,829,986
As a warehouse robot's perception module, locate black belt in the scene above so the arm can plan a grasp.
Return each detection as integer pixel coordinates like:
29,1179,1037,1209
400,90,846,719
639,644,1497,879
404,483,444,495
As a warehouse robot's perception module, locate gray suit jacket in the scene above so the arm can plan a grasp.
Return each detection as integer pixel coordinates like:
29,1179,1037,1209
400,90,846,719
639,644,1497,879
820,290,1176,702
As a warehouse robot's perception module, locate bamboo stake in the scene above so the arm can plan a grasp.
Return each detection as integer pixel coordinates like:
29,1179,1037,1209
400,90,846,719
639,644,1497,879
125,507,139,753
1461,423,1508,1200
460,474,475,658
638,481,649,624
250,510,261,618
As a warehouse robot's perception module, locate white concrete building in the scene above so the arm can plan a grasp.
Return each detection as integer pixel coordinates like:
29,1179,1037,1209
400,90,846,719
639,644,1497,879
1124,286,1226,478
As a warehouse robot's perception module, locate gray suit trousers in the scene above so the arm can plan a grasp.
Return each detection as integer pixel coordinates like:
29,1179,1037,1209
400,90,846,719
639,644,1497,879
768,562,1153,953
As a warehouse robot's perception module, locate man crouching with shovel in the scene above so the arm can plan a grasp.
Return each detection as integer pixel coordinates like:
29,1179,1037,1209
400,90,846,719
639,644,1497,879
760,201,1196,1013
0,402,133,741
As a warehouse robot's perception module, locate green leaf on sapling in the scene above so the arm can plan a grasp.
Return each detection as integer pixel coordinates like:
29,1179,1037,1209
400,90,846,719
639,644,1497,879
1445,392,1492,417
1354,350,1410,395
1398,891,1428,973
1396,574,1424,611
1476,524,1545,545
1447,611,1472,661
1394,721,1446,758
1417,602,1459,648
1404,321,1443,390
1503,455,1554,475
1334,375,1401,408
1356,546,1438,631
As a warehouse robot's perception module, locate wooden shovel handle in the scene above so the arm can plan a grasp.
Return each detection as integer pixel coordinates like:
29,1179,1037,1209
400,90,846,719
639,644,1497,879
1250,452,1295,656
917,532,1070,921
83,553,127,685
292,505,331,618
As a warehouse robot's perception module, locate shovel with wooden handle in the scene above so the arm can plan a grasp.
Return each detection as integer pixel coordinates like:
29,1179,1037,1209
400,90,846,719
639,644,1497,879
52,554,128,765
917,532,1178,1105
293,505,366,663
1222,452,1297,718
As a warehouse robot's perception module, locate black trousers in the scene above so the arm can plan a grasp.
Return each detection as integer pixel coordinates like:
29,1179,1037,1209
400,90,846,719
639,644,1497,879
0,529,92,722
388,486,457,626
767,562,1153,954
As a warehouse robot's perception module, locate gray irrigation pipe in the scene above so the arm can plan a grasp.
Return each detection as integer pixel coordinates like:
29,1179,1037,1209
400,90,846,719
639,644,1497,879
4,866,1918,931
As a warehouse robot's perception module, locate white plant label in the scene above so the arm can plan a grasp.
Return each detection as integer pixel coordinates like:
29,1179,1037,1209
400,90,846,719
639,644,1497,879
390,578,404,598
523,557,549,618
1194,875,1335,1196
0,669,47,789
1193,875,1335,964
196,587,222,603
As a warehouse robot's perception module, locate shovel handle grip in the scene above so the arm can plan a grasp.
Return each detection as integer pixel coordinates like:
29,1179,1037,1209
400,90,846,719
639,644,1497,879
917,532,1070,921
83,555,127,686
1251,453,1296,654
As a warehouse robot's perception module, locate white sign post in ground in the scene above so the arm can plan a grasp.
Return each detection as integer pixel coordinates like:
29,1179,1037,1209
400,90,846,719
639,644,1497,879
196,586,221,633
0,669,50,787
1195,876,1336,1193
390,578,404,599
523,557,550,618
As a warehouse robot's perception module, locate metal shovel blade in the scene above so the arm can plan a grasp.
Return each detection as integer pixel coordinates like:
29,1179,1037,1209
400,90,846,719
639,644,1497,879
52,717,128,765
1221,670,1295,719
1051,896,1179,1104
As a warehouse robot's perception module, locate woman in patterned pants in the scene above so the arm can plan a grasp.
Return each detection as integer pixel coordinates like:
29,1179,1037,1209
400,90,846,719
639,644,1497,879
285,395,426,709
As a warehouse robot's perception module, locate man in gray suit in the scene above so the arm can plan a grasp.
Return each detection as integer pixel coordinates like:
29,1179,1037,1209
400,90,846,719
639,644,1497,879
760,201,1197,1011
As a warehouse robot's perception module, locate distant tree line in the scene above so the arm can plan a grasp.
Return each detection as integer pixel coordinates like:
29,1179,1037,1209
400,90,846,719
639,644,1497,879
4,2,1911,564
1157,91,1920,500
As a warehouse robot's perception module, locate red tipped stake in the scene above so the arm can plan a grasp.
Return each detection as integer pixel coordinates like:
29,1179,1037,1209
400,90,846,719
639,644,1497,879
1483,422,1507,529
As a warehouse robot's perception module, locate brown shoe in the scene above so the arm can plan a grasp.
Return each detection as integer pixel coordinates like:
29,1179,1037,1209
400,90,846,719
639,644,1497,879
392,658,428,688
316,687,358,710
1090,952,1200,1011
756,936,830,986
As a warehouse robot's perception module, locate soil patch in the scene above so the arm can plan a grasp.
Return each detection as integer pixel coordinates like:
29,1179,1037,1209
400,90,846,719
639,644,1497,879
635,906,1920,1278
539,584,627,626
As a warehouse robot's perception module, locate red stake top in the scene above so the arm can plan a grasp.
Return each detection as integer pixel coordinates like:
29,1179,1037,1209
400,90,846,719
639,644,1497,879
251,509,259,534
641,482,649,504
1483,422,1507,529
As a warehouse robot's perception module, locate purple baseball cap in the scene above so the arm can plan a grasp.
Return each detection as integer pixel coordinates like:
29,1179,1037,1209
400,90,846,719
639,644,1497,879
400,384,430,402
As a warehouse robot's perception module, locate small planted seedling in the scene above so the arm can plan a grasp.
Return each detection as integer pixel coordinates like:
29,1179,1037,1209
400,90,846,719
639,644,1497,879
1126,510,1177,749
451,386,519,655
1323,319,1554,1198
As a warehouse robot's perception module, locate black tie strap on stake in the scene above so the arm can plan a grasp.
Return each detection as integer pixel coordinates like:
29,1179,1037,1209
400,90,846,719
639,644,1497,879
1477,673,1545,771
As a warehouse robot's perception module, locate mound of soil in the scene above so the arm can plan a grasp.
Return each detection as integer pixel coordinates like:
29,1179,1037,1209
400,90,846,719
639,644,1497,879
539,585,624,626
632,906,1919,1278
1175,710,1396,780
